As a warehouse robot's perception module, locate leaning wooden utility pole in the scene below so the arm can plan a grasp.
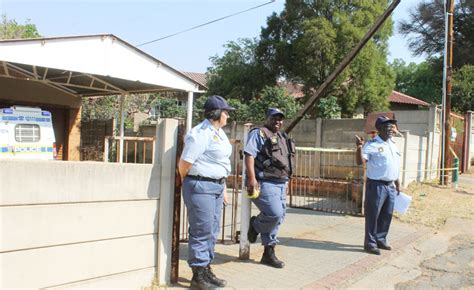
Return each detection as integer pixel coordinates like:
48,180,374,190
285,0,401,134
441,0,455,185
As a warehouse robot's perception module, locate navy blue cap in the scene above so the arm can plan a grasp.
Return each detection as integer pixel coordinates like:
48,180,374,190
204,95,235,111
375,115,397,129
266,108,285,118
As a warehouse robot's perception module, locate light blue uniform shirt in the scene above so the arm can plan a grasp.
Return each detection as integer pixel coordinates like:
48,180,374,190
181,119,232,179
362,135,401,181
243,128,265,158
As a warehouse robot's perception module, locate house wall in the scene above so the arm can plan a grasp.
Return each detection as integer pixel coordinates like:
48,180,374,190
0,119,178,289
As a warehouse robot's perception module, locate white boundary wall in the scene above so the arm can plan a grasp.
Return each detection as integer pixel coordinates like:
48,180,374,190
0,118,178,289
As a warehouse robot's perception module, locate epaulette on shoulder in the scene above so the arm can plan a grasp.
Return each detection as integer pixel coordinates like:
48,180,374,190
259,129,266,139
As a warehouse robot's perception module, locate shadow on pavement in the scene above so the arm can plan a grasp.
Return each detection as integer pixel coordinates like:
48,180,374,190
281,237,364,253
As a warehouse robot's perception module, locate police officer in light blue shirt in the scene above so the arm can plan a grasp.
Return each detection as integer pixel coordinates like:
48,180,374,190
178,95,234,289
356,116,401,255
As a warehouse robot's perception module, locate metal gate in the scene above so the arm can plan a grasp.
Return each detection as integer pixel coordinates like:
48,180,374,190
289,147,364,215
178,139,244,244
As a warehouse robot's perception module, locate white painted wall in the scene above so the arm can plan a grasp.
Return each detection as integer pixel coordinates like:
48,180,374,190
0,118,178,289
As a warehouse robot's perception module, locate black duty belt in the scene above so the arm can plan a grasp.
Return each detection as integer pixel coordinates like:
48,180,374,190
367,178,394,185
187,175,226,184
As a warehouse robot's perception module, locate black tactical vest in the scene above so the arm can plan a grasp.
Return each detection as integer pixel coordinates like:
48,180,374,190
253,126,296,181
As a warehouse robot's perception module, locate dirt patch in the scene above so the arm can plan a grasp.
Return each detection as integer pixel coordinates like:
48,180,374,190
395,234,474,290
394,173,474,229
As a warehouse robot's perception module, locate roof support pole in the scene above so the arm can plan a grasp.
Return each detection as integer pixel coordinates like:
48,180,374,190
186,91,194,133
119,93,127,163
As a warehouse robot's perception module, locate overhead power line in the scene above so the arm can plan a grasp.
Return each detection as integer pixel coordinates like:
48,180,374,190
136,0,276,47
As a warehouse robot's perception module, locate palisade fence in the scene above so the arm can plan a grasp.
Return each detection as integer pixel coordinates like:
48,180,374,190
178,143,364,244
290,147,364,215
103,136,155,163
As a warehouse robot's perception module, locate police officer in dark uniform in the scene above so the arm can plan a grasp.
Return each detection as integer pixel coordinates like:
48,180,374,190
356,116,401,255
244,108,295,268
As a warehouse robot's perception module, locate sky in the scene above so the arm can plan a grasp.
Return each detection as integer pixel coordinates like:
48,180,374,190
0,0,425,73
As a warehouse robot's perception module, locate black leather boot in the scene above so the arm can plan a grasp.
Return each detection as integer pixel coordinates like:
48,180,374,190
261,245,285,268
205,265,227,287
190,266,215,290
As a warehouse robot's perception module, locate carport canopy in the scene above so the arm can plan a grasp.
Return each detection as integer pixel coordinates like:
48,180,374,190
0,34,203,162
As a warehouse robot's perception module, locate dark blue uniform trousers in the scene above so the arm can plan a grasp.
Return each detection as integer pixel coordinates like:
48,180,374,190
364,179,396,249
183,177,224,267
251,180,287,246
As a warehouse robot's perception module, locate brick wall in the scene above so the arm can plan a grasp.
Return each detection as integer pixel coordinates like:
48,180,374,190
81,119,114,161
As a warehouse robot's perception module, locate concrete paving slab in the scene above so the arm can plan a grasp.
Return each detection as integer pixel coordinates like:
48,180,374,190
170,208,428,289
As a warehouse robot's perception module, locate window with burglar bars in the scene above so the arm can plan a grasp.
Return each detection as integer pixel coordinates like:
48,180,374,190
15,124,41,142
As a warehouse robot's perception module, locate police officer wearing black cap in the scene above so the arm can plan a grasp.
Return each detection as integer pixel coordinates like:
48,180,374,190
244,108,296,268
178,95,234,289
355,115,401,255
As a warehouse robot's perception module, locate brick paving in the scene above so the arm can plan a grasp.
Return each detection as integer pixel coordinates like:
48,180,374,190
170,207,429,289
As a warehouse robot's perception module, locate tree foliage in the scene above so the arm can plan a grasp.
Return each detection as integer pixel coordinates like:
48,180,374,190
193,87,301,124
391,59,473,113
149,95,186,119
81,96,119,122
206,38,275,102
317,96,341,119
256,0,395,116
391,58,443,104
399,0,473,68
452,64,474,113
246,86,301,122
0,15,41,39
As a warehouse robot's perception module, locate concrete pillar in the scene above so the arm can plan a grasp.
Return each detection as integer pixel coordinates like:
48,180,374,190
66,106,81,161
154,118,178,286
186,91,194,133
315,118,322,178
118,94,126,163
428,104,437,133
402,131,410,187
239,123,252,260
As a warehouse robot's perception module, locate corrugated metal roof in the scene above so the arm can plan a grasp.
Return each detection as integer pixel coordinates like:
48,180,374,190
182,71,208,90
0,34,202,96
389,91,429,107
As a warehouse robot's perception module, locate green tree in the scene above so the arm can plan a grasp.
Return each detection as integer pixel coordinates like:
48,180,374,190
391,58,443,104
193,87,300,123
206,38,275,102
452,64,474,113
0,15,41,39
317,96,341,119
150,95,186,119
192,95,250,124
256,0,395,116
246,86,302,122
399,0,473,68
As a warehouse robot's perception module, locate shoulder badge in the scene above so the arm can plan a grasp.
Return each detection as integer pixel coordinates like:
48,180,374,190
212,131,220,142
